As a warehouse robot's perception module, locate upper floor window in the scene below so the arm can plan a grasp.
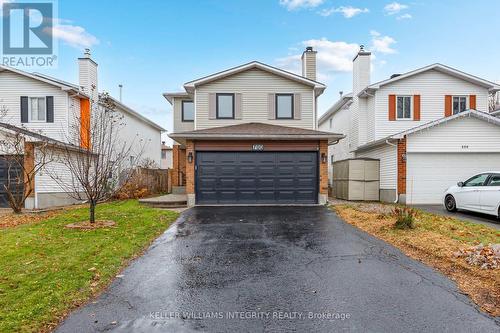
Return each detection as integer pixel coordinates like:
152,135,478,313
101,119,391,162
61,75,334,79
182,100,194,122
452,96,467,114
396,96,412,119
276,94,294,119
30,97,46,122
216,93,234,119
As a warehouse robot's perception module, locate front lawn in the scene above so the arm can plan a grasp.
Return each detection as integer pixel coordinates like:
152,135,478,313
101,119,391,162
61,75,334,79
333,203,500,316
0,200,179,332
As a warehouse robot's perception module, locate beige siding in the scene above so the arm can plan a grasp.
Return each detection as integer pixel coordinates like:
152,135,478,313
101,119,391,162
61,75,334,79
0,71,70,142
374,69,489,140
407,116,500,153
173,97,194,132
195,68,314,130
355,144,397,190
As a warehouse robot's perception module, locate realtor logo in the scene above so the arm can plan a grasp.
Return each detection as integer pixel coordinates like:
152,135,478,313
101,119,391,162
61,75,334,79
1,1,57,67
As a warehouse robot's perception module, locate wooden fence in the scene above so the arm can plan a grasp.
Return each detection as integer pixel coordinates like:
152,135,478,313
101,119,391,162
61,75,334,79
134,167,171,194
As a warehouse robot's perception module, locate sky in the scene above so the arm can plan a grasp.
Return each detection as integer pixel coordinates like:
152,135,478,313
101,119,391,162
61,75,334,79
5,0,500,143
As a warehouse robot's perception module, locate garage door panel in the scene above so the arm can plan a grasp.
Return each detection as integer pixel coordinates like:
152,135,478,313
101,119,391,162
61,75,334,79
196,152,318,204
407,153,500,205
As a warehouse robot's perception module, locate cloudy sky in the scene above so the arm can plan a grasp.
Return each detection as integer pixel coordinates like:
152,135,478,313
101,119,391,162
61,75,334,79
8,0,500,141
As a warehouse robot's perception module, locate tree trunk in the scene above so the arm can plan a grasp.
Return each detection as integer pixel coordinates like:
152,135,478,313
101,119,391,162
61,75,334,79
89,201,96,224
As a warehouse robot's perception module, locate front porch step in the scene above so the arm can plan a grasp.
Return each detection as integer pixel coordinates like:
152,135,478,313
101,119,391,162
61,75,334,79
172,186,186,194
139,194,187,208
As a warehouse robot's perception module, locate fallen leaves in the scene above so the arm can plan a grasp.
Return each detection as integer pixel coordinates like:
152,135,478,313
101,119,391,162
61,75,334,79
454,244,500,270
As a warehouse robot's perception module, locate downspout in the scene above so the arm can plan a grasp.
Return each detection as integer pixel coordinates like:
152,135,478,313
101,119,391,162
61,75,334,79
385,139,399,203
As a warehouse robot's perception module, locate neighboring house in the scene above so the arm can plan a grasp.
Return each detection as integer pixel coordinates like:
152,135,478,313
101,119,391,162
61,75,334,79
160,143,173,169
319,47,500,205
0,50,165,209
164,47,343,206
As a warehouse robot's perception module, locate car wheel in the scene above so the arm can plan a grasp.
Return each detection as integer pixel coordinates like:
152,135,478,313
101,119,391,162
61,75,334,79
445,195,457,212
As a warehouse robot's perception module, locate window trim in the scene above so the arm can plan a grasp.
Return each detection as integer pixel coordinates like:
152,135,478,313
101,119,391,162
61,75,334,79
181,100,194,122
275,93,294,119
452,95,468,115
216,93,235,119
28,96,47,123
396,95,413,120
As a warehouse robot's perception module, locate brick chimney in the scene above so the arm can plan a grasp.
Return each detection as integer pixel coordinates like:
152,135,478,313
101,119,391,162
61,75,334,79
78,48,98,101
301,46,317,81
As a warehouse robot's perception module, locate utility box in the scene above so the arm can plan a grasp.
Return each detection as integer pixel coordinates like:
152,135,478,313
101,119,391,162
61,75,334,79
332,158,380,201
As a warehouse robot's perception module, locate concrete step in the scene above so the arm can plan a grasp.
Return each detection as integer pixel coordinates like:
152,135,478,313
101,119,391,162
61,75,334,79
141,201,187,208
139,194,187,208
172,186,186,194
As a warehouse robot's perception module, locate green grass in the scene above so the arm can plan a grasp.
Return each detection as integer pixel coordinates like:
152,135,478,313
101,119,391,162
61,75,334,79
0,200,179,332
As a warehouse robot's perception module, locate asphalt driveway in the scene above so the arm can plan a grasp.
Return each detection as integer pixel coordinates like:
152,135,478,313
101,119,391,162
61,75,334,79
57,206,498,332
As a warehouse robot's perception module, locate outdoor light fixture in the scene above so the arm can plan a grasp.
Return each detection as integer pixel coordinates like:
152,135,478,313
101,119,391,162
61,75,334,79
321,153,327,164
187,152,193,163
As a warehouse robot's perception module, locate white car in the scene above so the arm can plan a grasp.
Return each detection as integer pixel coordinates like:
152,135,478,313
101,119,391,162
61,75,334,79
444,172,500,218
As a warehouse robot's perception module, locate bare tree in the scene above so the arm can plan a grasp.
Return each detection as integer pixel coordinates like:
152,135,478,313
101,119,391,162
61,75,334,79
49,91,145,223
488,92,497,112
0,123,53,213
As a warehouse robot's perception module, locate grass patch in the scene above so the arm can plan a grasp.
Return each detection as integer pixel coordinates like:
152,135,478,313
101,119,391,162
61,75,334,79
0,200,179,332
333,204,500,316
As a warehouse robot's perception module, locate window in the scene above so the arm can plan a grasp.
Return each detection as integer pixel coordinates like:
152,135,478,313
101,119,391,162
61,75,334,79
29,97,46,122
182,101,194,122
396,96,412,119
329,118,333,129
452,96,467,115
463,173,489,187
486,174,500,186
216,93,234,119
276,94,294,119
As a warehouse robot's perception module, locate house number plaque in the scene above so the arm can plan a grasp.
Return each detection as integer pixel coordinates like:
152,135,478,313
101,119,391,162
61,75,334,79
252,144,264,151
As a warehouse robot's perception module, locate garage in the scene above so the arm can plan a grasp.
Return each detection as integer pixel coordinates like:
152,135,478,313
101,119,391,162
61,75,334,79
0,156,23,208
196,151,318,204
406,153,500,204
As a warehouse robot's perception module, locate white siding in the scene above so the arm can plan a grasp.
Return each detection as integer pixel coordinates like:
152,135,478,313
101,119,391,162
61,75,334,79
78,58,98,101
160,149,173,169
173,97,194,132
0,71,70,142
195,68,314,130
355,144,397,190
35,148,75,194
374,69,489,140
407,116,500,153
115,105,162,167
366,96,375,142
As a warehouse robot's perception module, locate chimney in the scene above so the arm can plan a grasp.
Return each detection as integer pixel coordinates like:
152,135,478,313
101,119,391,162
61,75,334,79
301,46,317,81
352,45,371,95
78,48,98,102
339,91,343,98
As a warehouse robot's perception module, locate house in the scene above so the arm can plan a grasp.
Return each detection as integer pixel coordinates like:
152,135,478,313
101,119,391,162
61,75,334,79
164,47,343,207
160,143,173,169
319,46,500,205
0,50,165,209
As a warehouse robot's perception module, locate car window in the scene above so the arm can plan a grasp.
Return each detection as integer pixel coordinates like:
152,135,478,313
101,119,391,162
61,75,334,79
463,174,489,187
486,174,500,186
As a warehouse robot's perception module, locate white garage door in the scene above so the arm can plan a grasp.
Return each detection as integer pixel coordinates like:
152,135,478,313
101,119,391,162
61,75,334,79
406,153,500,205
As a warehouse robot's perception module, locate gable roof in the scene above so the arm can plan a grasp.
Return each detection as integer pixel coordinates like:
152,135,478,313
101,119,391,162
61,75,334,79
106,95,166,131
318,93,353,126
182,61,326,96
359,63,500,97
355,109,500,152
0,65,87,97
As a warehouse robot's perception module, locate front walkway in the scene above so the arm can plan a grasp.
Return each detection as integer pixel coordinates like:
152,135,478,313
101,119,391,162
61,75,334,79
57,206,498,332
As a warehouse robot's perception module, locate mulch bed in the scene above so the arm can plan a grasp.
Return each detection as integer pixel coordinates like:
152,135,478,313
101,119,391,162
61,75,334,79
64,220,116,229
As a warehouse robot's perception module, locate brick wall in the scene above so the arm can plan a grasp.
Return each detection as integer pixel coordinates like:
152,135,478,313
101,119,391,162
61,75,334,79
185,140,195,194
171,144,186,186
319,140,328,195
397,137,407,195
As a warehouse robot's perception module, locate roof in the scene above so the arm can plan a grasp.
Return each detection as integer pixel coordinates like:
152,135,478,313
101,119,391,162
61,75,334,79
355,109,500,152
318,93,353,126
106,95,166,131
180,61,326,96
0,122,86,153
163,92,191,105
0,65,87,97
358,63,500,97
169,122,344,144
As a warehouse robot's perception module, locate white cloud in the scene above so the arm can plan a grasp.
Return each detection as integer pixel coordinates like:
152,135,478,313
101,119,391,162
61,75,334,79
276,38,360,81
384,2,408,15
397,13,412,20
370,30,396,54
319,6,369,18
279,0,324,11
48,24,99,49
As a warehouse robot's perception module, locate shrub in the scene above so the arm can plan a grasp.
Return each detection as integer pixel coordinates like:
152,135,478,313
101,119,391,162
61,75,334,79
393,206,416,229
